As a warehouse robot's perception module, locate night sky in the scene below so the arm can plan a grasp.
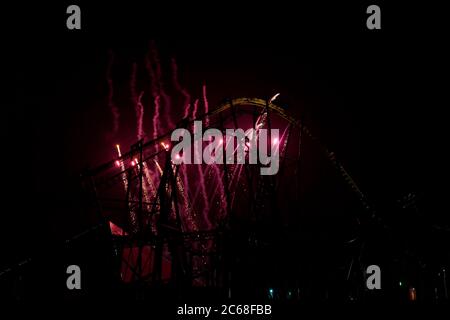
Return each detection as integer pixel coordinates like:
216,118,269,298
2,1,448,298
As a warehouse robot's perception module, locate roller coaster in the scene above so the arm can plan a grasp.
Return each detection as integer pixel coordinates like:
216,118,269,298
82,97,374,296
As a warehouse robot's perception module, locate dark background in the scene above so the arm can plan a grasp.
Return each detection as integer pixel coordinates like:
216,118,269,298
1,1,448,301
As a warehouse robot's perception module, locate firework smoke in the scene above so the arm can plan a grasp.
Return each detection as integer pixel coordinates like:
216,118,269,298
107,51,120,135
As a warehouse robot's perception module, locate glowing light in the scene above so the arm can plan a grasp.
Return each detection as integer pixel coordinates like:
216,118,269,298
219,138,223,145
115,144,122,157
109,221,127,236
160,142,170,151
115,143,128,192
269,93,280,103
131,161,135,166
273,137,279,145
409,287,417,301
175,154,181,160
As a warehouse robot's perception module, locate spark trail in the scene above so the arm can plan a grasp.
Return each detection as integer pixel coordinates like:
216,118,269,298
183,102,191,120
116,144,128,191
136,92,145,141
202,84,209,127
130,63,145,140
173,163,199,232
192,99,199,119
147,43,174,132
115,144,138,233
203,85,226,221
171,57,191,121
191,105,211,227
111,48,235,232
143,161,158,233
145,52,161,140
171,59,194,209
